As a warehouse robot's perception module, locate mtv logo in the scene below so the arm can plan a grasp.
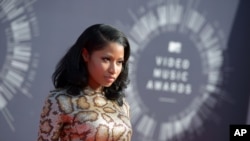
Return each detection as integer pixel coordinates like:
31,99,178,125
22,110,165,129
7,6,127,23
168,41,182,54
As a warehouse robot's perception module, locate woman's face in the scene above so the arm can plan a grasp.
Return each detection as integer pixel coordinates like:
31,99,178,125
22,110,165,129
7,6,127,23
82,42,124,91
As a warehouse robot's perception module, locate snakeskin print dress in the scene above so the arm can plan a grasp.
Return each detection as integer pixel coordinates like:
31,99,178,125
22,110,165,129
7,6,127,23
38,87,132,141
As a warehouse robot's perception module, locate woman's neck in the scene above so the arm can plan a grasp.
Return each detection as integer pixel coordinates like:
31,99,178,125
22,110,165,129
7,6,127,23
87,85,103,93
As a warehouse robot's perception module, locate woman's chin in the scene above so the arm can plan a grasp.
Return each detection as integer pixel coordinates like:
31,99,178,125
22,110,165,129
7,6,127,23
102,82,114,87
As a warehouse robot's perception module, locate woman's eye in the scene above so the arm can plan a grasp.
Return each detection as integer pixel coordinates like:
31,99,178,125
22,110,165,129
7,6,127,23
117,60,124,65
102,57,110,62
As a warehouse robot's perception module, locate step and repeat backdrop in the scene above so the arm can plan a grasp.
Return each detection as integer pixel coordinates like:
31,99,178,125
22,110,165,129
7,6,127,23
0,0,250,141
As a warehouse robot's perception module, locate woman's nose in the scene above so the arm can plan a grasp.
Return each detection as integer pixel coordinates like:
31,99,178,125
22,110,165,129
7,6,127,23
108,62,117,74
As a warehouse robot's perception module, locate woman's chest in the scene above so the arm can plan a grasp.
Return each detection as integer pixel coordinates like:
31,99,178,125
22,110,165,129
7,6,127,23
60,95,132,141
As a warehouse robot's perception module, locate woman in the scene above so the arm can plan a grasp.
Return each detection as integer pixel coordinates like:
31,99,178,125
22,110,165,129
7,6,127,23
38,24,132,141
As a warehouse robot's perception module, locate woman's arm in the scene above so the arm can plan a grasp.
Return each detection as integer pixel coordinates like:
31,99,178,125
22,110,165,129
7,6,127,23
38,93,63,141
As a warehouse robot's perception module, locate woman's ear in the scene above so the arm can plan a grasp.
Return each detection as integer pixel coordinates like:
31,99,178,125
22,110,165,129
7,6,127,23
82,48,89,62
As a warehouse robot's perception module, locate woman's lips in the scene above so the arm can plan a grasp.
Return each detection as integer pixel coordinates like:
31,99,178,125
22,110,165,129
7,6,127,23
105,76,115,82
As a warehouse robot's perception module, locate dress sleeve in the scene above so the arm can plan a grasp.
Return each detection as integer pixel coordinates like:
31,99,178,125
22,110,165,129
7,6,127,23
122,98,131,119
38,93,64,141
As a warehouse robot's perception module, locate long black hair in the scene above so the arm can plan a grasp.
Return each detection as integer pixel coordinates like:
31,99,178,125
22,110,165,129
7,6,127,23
52,24,130,106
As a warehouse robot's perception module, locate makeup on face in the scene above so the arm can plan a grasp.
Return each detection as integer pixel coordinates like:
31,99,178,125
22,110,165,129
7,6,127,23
84,42,124,91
